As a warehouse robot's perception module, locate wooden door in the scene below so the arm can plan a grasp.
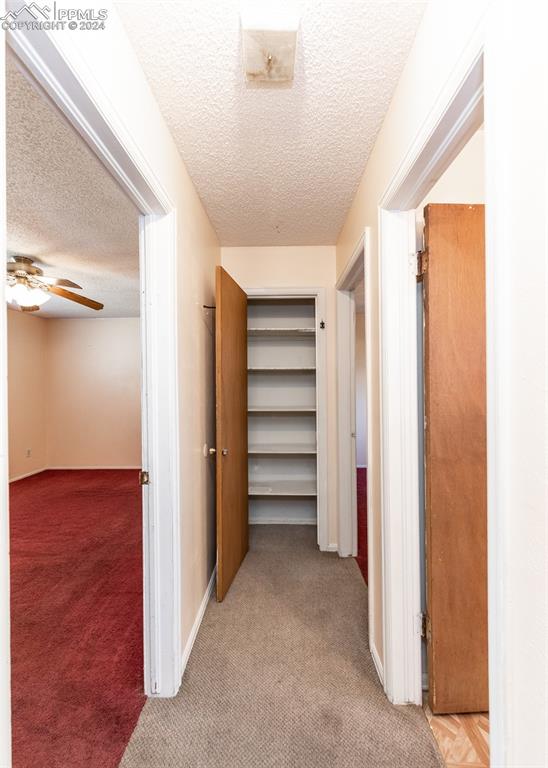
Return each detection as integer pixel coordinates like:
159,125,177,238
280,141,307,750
215,266,248,601
422,204,488,714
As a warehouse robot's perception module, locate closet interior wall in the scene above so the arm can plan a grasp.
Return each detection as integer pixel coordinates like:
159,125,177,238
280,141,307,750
247,298,319,526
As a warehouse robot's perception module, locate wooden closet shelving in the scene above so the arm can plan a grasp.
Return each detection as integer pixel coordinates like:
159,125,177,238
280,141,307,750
247,297,318,524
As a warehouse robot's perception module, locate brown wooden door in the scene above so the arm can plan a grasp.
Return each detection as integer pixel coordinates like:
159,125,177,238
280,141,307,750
423,204,488,714
215,266,248,601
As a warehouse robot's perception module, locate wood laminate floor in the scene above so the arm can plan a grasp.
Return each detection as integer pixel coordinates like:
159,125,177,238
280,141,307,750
424,705,489,768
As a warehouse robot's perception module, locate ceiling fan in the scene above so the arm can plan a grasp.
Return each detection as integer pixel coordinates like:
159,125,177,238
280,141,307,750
5,255,104,312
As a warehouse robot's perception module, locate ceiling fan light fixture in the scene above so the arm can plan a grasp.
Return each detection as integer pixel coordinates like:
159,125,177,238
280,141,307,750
5,256,103,311
6,281,51,308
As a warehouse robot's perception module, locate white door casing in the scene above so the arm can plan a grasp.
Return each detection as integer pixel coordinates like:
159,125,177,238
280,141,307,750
377,48,483,707
336,229,380,680
5,21,183,704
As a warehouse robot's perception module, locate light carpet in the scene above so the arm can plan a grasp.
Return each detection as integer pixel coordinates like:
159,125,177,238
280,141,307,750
120,525,443,768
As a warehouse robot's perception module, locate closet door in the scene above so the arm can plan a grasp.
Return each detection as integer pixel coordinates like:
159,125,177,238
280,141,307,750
423,204,487,713
215,267,248,601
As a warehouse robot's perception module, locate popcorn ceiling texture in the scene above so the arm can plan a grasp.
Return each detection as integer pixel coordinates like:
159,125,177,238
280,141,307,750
6,55,140,319
117,0,426,246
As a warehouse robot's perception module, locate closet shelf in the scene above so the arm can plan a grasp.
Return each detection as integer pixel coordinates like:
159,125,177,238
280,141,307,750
246,296,319,521
248,443,317,455
248,406,316,414
247,327,315,337
247,366,316,372
248,480,317,497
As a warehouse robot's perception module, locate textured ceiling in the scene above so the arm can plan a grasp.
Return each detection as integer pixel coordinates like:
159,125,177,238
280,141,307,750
117,0,426,246
6,55,140,319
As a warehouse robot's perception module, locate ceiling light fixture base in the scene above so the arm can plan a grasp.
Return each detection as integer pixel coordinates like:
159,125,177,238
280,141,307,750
241,10,298,83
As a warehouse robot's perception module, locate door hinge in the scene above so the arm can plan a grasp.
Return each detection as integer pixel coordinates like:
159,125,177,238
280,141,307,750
420,612,431,640
416,250,428,281
139,470,150,486
320,320,325,329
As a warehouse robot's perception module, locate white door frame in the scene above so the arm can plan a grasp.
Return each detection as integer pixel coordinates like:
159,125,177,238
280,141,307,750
0,3,11,758
3,25,182,703
245,287,329,552
336,229,374,557
335,284,357,557
336,229,380,677
377,46,484,708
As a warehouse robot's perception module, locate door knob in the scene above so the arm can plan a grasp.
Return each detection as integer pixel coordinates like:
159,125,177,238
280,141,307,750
222,448,229,456
209,447,216,456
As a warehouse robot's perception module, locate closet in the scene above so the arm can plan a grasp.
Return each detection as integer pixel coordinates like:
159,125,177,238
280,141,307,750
215,267,325,600
247,298,318,525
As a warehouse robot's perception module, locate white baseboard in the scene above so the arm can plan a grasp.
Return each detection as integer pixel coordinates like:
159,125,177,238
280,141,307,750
9,467,48,483
180,565,216,680
370,641,384,685
323,543,339,552
48,466,141,470
357,464,367,469
249,518,316,525
10,466,141,483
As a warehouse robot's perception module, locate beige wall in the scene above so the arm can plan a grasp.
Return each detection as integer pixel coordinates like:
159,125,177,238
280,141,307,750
177,182,219,642
221,245,339,546
335,1,489,666
7,313,141,480
7,311,48,480
46,318,141,468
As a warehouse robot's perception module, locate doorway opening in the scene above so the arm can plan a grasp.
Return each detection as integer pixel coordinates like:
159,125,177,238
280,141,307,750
335,231,379,676
6,50,145,768
4,20,184,715
415,128,488,767
214,269,329,601
353,281,367,584
374,50,484,712
248,297,320,525
332,48,489,765
2,22,185,768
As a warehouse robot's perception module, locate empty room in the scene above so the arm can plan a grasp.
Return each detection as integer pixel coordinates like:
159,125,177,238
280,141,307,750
6,53,144,768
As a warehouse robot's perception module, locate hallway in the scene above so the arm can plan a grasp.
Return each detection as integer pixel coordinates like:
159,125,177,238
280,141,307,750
120,526,442,767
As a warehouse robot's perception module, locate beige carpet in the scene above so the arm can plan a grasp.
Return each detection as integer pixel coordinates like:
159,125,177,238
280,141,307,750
120,525,443,768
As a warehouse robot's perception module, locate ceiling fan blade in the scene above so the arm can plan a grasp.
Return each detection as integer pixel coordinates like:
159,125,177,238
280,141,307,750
40,277,83,289
48,285,104,311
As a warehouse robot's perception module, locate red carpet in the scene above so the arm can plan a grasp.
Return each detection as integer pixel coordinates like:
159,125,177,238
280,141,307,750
355,468,367,583
10,470,145,768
